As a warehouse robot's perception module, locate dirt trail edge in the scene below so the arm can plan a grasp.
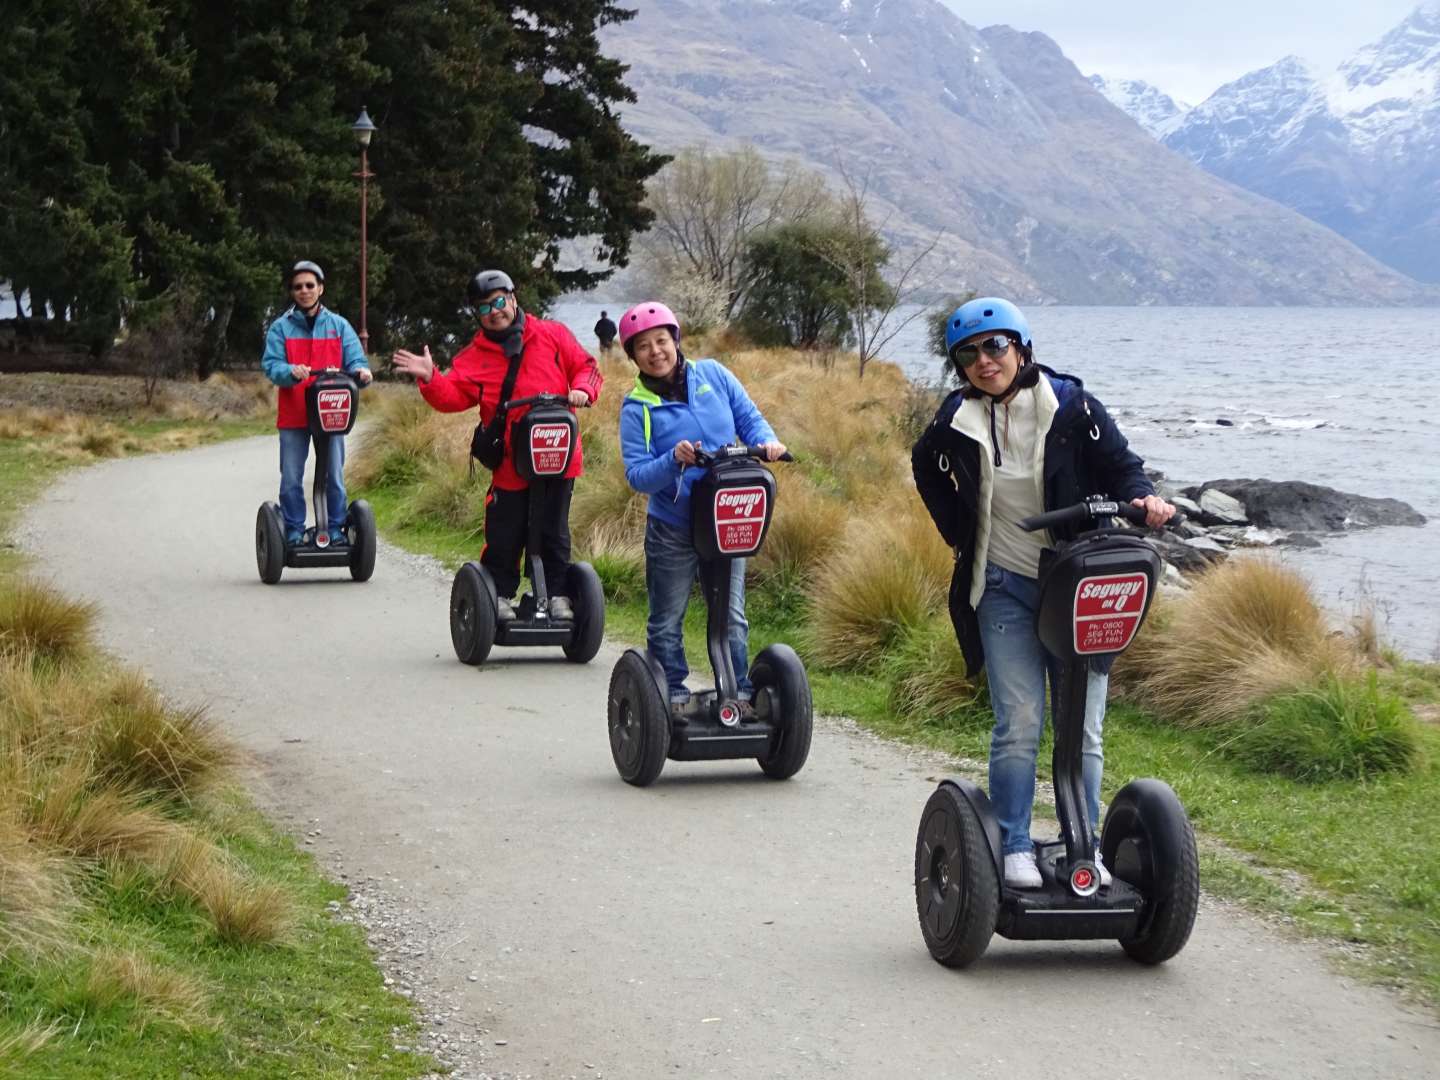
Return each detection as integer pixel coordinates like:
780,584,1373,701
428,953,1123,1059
22,437,1440,1079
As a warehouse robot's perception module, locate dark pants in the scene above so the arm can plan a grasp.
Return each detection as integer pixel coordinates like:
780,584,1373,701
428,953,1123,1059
481,479,575,600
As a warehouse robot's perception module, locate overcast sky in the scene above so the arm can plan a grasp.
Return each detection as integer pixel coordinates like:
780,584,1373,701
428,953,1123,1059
939,1,1427,103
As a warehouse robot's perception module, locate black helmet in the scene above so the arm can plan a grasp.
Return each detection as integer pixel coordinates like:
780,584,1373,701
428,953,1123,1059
467,269,515,304
285,260,325,286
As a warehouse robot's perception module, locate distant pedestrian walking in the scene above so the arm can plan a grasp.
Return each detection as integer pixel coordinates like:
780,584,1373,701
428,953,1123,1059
595,310,618,358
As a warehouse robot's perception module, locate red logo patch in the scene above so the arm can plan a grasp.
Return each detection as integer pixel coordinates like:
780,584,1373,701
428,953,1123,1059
317,389,353,433
529,424,571,475
1073,572,1148,654
713,485,767,556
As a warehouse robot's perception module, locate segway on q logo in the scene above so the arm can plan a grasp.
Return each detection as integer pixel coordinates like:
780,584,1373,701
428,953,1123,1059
1073,572,1148,655
317,389,353,433
529,423,571,475
714,486,767,556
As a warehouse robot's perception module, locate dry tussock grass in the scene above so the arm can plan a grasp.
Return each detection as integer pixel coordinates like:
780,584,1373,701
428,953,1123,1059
83,949,212,1030
882,618,980,721
0,824,74,963
0,407,81,440
1112,556,1359,726
0,1018,61,1064
752,469,848,584
809,496,954,667
0,578,97,662
90,671,233,800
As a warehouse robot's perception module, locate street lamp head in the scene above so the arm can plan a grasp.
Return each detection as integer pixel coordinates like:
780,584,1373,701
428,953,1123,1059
352,107,377,147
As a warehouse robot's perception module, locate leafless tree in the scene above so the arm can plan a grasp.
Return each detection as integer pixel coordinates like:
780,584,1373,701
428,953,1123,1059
640,145,831,319
810,163,943,379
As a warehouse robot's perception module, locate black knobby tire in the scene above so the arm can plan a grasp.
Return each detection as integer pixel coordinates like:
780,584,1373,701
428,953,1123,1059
347,500,377,582
1103,778,1200,965
563,562,605,663
751,644,813,779
450,562,497,666
915,782,999,968
607,651,669,786
256,502,285,585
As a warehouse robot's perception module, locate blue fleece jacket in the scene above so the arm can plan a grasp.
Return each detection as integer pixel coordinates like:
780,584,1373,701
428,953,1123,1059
619,357,777,530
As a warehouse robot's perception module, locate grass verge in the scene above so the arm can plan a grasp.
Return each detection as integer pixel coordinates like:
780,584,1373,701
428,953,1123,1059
1,408,439,1076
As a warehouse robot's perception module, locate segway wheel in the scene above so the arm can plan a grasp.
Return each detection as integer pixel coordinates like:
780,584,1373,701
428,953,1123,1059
562,561,605,664
348,500,377,582
915,782,999,968
450,562,498,666
256,502,285,585
607,650,669,786
750,644,813,780
1102,778,1200,965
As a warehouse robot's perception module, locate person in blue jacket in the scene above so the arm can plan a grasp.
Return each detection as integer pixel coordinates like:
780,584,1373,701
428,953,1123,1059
260,260,372,545
911,297,1174,890
617,301,787,710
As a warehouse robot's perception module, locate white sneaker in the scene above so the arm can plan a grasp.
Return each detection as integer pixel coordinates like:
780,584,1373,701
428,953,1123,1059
1003,850,1042,889
1094,849,1113,887
549,595,573,620
495,596,516,622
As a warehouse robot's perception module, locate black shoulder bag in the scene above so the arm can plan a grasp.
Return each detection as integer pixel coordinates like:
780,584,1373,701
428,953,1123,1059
469,333,526,471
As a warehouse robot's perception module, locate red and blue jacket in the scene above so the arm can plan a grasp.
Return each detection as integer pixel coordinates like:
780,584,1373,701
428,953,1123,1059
261,305,370,429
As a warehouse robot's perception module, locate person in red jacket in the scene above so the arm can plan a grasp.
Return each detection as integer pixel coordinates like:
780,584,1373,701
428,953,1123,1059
392,269,603,621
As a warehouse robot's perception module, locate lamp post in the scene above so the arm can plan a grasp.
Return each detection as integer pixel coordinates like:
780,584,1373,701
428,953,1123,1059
352,107,377,352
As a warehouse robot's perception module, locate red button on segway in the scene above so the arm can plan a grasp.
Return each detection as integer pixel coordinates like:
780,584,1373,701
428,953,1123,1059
1073,867,1093,890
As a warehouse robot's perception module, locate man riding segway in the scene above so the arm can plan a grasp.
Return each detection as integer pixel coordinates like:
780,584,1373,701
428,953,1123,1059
392,269,605,661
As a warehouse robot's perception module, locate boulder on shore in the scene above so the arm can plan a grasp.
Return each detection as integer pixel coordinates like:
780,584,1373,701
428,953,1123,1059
1181,478,1426,533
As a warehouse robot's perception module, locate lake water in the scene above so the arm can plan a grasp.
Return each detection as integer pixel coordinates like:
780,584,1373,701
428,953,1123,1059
556,302,1439,660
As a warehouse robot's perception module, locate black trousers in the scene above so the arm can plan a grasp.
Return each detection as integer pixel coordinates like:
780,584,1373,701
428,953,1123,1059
480,478,574,600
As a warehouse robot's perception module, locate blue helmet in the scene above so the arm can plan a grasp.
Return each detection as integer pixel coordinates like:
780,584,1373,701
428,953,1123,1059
944,297,1031,363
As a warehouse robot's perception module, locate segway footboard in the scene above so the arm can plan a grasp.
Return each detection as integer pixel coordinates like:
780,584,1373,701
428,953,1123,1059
667,693,777,762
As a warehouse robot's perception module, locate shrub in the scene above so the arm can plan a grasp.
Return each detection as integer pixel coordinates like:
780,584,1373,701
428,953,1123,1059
809,498,953,667
0,578,96,662
1111,556,1356,727
1223,672,1422,782
880,617,983,724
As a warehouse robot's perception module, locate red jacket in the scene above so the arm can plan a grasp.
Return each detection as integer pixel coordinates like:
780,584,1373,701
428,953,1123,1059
418,315,603,491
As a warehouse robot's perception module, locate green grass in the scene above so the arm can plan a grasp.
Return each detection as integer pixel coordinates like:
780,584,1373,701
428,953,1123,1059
1,421,440,1077
2,802,436,1078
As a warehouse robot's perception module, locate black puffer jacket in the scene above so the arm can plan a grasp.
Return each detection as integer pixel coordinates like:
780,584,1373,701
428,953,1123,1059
911,366,1153,676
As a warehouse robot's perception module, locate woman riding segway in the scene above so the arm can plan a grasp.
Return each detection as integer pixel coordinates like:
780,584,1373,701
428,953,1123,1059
606,301,812,786
910,296,1195,966
391,269,605,664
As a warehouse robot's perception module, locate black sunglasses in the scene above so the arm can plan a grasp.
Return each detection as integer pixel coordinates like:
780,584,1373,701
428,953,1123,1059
291,280,319,291
950,334,1014,368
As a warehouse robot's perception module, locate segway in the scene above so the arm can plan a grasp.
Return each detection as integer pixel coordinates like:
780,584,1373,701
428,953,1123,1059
607,444,813,787
915,497,1199,967
256,370,376,585
449,393,605,666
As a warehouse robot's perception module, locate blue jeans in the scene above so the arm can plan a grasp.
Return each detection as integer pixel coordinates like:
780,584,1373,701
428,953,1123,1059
644,516,751,703
279,428,347,539
978,563,1107,856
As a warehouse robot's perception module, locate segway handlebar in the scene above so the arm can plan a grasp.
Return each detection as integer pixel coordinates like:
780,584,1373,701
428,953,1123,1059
498,392,589,413
692,444,794,467
1019,497,1184,533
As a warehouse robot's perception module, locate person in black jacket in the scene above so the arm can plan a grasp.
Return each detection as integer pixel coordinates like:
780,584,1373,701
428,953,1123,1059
911,297,1174,889
594,310,619,357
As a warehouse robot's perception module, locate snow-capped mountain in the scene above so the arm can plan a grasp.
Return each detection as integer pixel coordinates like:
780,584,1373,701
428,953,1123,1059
1159,3,1440,283
1088,75,1191,139
607,0,1433,305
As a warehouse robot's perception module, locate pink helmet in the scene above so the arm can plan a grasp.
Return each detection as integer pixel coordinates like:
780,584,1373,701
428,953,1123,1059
617,301,680,356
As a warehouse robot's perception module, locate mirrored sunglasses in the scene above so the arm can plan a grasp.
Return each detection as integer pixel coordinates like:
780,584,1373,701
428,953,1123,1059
950,334,1013,368
474,294,509,316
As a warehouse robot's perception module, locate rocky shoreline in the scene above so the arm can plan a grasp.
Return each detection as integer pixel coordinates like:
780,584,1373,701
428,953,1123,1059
1142,474,1428,582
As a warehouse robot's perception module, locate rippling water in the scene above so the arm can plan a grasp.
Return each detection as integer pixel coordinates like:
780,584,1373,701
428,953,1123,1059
570,303,1440,658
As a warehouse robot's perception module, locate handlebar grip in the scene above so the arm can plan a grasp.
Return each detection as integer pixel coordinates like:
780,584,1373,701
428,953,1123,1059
745,445,795,462
1019,503,1092,532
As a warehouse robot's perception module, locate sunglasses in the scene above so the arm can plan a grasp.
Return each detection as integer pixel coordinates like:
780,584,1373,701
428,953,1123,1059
291,281,319,292
474,294,509,316
950,334,1013,368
